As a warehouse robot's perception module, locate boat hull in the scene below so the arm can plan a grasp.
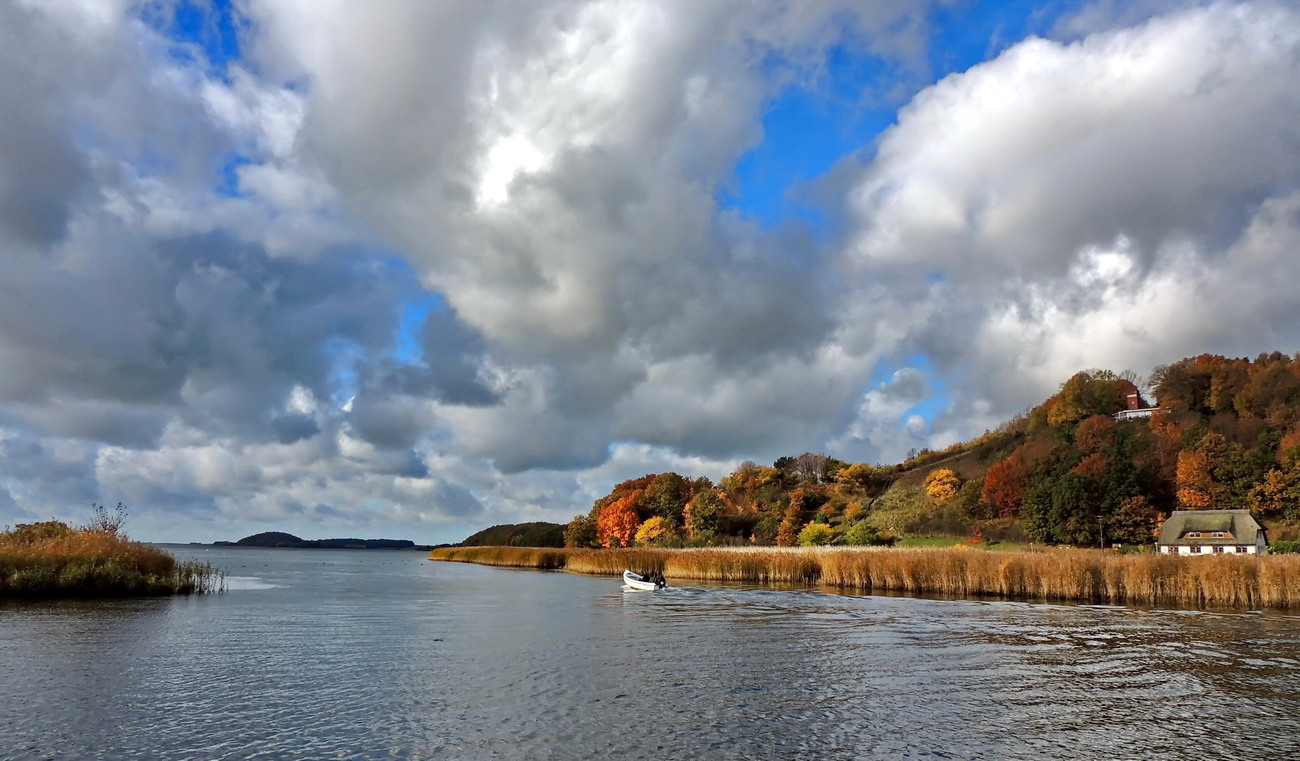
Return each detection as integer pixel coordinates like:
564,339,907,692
623,570,662,590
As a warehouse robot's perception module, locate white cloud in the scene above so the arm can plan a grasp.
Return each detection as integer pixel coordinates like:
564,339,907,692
5,1,1300,544
839,0,1300,414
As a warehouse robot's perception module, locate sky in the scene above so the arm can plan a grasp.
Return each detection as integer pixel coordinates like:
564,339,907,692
3,0,1300,544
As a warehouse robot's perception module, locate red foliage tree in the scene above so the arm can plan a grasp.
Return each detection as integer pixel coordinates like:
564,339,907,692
981,450,1028,518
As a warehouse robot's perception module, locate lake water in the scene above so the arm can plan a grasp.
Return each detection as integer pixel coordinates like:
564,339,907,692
3,546,1300,760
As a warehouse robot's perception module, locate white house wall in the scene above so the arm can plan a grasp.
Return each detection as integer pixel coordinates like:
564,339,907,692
1159,545,1259,555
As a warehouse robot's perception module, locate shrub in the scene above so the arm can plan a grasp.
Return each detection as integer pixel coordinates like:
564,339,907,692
797,522,834,546
1270,540,1300,554
841,521,894,546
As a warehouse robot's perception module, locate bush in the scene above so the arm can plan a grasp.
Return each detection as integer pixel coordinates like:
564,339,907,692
841,521,894,546
797,522,835,546
1270,540,1300,554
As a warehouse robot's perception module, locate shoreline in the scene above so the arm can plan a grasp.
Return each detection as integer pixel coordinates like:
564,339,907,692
429,545,1300,610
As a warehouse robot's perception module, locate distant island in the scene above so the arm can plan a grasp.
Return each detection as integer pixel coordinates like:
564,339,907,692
215,531,431,550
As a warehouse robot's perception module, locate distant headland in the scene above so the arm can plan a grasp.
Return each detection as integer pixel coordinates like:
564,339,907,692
214,531,436,550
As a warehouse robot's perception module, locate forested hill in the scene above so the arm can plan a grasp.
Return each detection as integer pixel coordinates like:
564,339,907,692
459,522,565,548
564,352,1300,549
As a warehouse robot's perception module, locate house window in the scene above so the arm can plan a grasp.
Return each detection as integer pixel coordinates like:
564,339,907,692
1186,532,1201,538
1211,531,1226,538
1237,546,1249,554
1192,546,1202,554
1213,546,1225,554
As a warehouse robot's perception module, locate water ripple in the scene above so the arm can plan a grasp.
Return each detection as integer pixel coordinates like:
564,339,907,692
3,551,1300,760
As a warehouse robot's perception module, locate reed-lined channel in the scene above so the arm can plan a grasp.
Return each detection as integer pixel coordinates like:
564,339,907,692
3,546,1300,760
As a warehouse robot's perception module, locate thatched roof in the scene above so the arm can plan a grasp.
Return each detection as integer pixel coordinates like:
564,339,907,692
1157,510,1266,546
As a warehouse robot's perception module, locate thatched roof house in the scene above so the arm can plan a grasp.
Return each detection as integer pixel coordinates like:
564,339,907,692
1157,510,1267,555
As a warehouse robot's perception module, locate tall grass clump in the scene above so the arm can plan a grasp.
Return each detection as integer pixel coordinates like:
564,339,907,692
0,520,223,598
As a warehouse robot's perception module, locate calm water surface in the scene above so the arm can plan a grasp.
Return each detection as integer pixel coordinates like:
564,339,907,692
3,546,1300,760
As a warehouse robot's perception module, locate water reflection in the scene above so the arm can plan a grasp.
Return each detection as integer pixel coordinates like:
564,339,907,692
3,549,1300,760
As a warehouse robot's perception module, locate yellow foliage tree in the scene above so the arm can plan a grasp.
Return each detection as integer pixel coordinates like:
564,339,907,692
924,469,961,504
1248,468,1300,518
634,516,673,546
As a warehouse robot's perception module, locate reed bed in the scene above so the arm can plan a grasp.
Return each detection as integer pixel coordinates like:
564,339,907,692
430,544,1300,609
428,546,573,569
1,522,223,598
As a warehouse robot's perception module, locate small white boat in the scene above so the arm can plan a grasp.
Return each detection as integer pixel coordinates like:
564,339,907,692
623,569,665,590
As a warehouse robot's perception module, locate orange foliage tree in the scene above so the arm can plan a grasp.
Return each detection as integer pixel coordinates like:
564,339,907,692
596,494,641,548
1175,448,1214,508
1075,414,1116,453
981,451,1028,518
776,491,809,547
1071,453,1107,481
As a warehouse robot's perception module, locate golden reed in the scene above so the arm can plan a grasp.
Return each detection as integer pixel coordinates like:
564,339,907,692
430,545,1300,609
1,525,223,597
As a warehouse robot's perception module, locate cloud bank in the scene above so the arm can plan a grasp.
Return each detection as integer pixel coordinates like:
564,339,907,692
1,1,1298,542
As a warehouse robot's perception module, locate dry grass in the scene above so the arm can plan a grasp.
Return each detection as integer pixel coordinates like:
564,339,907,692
0,522,223,598
431,544,1300,609
428,546,572,569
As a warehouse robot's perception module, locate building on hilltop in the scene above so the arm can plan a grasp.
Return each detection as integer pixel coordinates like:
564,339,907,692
1113,388,1160,421
1156,510,1268,555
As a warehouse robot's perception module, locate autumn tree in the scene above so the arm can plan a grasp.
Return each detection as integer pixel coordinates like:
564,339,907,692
1075,414,1117,453
835,463,891,495
634,516,674,546
924,469,961,504
1236,361,1300,418
564,514,599,548
776,490,811,547
1046,370,1131,427
797,522,834,546
1248,467,1300,520
1278,425,1300,468
643,472,691,524
982,451,1028,518
1071,453,1108,481
1109,495,1160,544
684,490,726,540
1176,448,1215,508
596,494,641,548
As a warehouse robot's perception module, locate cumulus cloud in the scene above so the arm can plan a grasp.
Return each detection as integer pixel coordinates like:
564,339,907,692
244,0,933,473
841,0,1300,416
4,0,1300,542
